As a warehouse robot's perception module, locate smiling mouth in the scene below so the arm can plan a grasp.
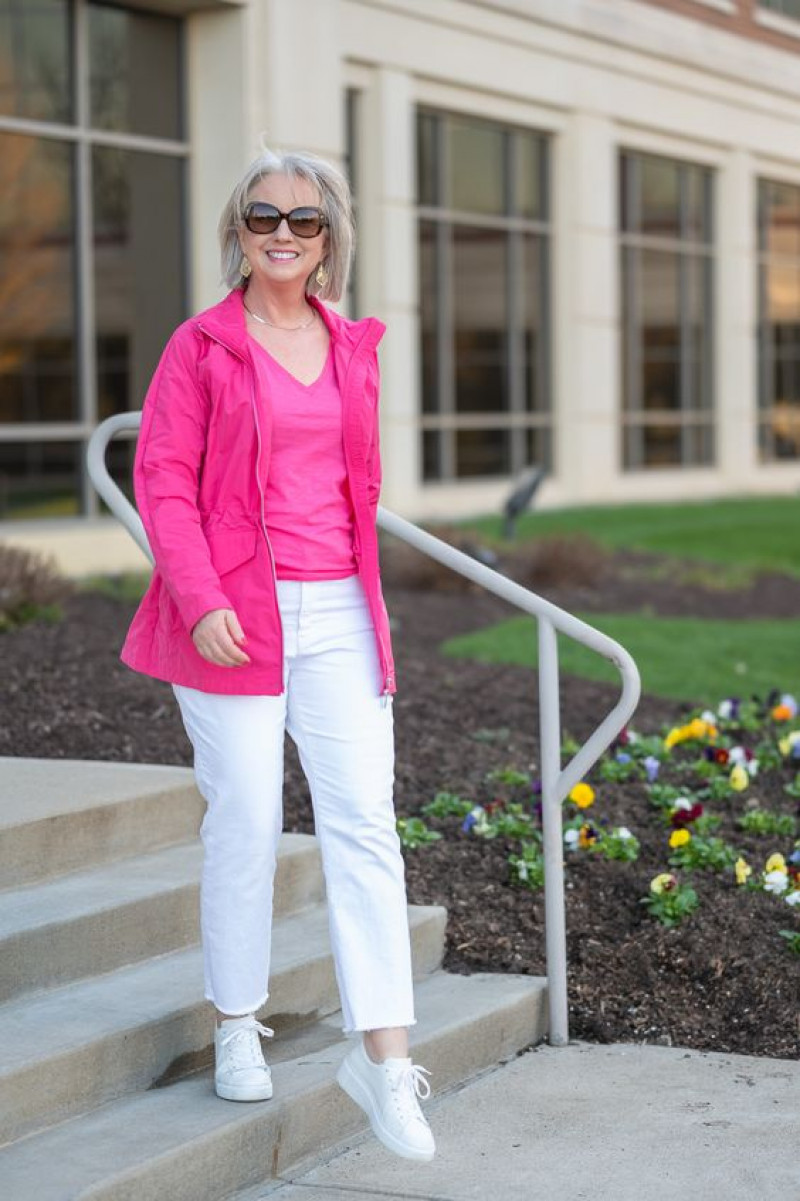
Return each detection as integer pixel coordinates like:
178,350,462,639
267,251,299,260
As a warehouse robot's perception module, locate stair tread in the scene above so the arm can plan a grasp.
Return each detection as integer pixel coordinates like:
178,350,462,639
0,969,546,1196
0,902,446,1075
0,833,319,940
0,758,196,832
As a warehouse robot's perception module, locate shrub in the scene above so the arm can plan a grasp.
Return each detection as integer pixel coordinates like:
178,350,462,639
0,541,73,631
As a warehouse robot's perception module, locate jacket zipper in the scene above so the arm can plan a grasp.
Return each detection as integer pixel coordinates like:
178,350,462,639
197,323,284,692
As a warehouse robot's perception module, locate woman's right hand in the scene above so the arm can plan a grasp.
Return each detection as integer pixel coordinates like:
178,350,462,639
191,608,251,666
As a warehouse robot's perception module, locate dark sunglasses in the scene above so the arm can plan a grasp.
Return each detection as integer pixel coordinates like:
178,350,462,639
243,202,328,238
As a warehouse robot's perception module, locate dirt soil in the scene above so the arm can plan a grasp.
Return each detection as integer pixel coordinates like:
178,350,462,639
2,531,798,1059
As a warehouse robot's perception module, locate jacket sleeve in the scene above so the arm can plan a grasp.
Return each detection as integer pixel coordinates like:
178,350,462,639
134,325,233,634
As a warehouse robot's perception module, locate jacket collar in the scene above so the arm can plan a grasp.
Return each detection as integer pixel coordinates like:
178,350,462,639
192,287,385,356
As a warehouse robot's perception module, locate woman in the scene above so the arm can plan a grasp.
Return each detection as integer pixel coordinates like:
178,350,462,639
120,148,435,1162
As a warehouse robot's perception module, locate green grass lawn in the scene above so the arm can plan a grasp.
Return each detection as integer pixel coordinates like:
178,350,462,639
456,495,800,580
441,612,800,708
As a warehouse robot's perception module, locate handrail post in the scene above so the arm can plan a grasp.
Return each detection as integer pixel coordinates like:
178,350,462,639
538,617,569,1046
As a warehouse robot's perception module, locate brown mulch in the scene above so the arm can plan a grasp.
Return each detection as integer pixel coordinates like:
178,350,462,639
2,532,799,1059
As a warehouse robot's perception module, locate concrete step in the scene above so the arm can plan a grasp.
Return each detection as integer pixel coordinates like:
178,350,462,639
0,901,447,1146
0,969,548,1200
0,758,202,889
0,834,325,1003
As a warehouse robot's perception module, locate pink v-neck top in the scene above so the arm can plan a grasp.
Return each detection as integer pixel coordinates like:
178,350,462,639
251,337,358,581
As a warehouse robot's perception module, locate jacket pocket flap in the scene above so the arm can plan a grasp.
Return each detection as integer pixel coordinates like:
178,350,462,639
206,528,259,575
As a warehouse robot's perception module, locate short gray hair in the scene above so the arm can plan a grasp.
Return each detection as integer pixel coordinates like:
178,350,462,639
217,147,354,301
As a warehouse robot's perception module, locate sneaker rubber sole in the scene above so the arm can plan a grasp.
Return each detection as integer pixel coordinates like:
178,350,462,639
336,1052,435,1162
215,1075,273,1102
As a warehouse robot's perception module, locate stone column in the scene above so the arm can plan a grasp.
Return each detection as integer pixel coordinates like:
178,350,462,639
716,147,758,483
552,110,620,503
357,67,419,511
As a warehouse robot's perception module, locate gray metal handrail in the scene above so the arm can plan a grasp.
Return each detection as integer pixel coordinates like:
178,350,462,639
88,412,641,1047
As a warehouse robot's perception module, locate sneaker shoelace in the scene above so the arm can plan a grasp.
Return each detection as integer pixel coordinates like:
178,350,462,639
220,1020,274,1070
388,1062,433,1126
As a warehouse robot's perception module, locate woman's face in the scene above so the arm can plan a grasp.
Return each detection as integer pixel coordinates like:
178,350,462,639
238,172,328,291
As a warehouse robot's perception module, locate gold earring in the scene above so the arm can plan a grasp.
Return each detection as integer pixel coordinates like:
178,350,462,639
240,256,252,279
315,261,329,287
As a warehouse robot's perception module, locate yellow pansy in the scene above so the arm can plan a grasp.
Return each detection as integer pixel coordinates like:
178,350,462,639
669,828,691,848
569,783,595,809
735,858,752,885
729,764,749,792
650,872,677,895
765,853,786,874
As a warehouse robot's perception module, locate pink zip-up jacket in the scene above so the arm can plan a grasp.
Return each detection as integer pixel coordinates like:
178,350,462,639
119,287,396,698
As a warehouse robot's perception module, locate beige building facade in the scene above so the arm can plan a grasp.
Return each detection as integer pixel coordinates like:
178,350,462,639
2,0,800,570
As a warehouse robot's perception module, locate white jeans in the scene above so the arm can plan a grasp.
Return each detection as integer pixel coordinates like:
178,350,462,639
172,574,416,1035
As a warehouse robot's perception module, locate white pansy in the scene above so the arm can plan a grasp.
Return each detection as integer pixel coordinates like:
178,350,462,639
728,746,746,766
784,890,800,907
564,829,580,849
717,700,734,719
746,760,759,777
700,710,717,725
616,827,633,840
763,870,790,895
673,797,693,811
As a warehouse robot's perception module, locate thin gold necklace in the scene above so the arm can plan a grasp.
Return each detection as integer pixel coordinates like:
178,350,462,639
243,298,316,330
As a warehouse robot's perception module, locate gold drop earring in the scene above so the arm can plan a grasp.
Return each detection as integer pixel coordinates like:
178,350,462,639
315,261,329,287
240,256,252,279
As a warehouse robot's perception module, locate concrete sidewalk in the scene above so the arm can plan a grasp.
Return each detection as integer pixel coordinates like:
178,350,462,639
259,1039,799,1200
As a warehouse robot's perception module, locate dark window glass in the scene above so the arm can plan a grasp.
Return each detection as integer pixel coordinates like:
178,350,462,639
0,0,71,123
422,429,441,480
685,167,711,243
447,116,506,215
640,156,680,239
759,0,800,18
89,3,182,140
623,423,713,470
758,177,800,461
417,110,438,207
0,133,76,424
514,130,546,221
620,150,714,468
0,439,80,518
759,180,800,257
453,225,508,414
522,233,547,412
419,219,439,415
93,146,186,418
526,426,551,468
456,428,510,477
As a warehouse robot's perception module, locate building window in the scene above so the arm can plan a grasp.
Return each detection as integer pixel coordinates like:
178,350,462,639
619,151,714,470
758,1,800,19
757,179,800,460
416,108,551,482
0,0,187,519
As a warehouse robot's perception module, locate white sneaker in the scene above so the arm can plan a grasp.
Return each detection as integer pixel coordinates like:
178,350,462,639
214,1014,274,1102
336,1038,435,1161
